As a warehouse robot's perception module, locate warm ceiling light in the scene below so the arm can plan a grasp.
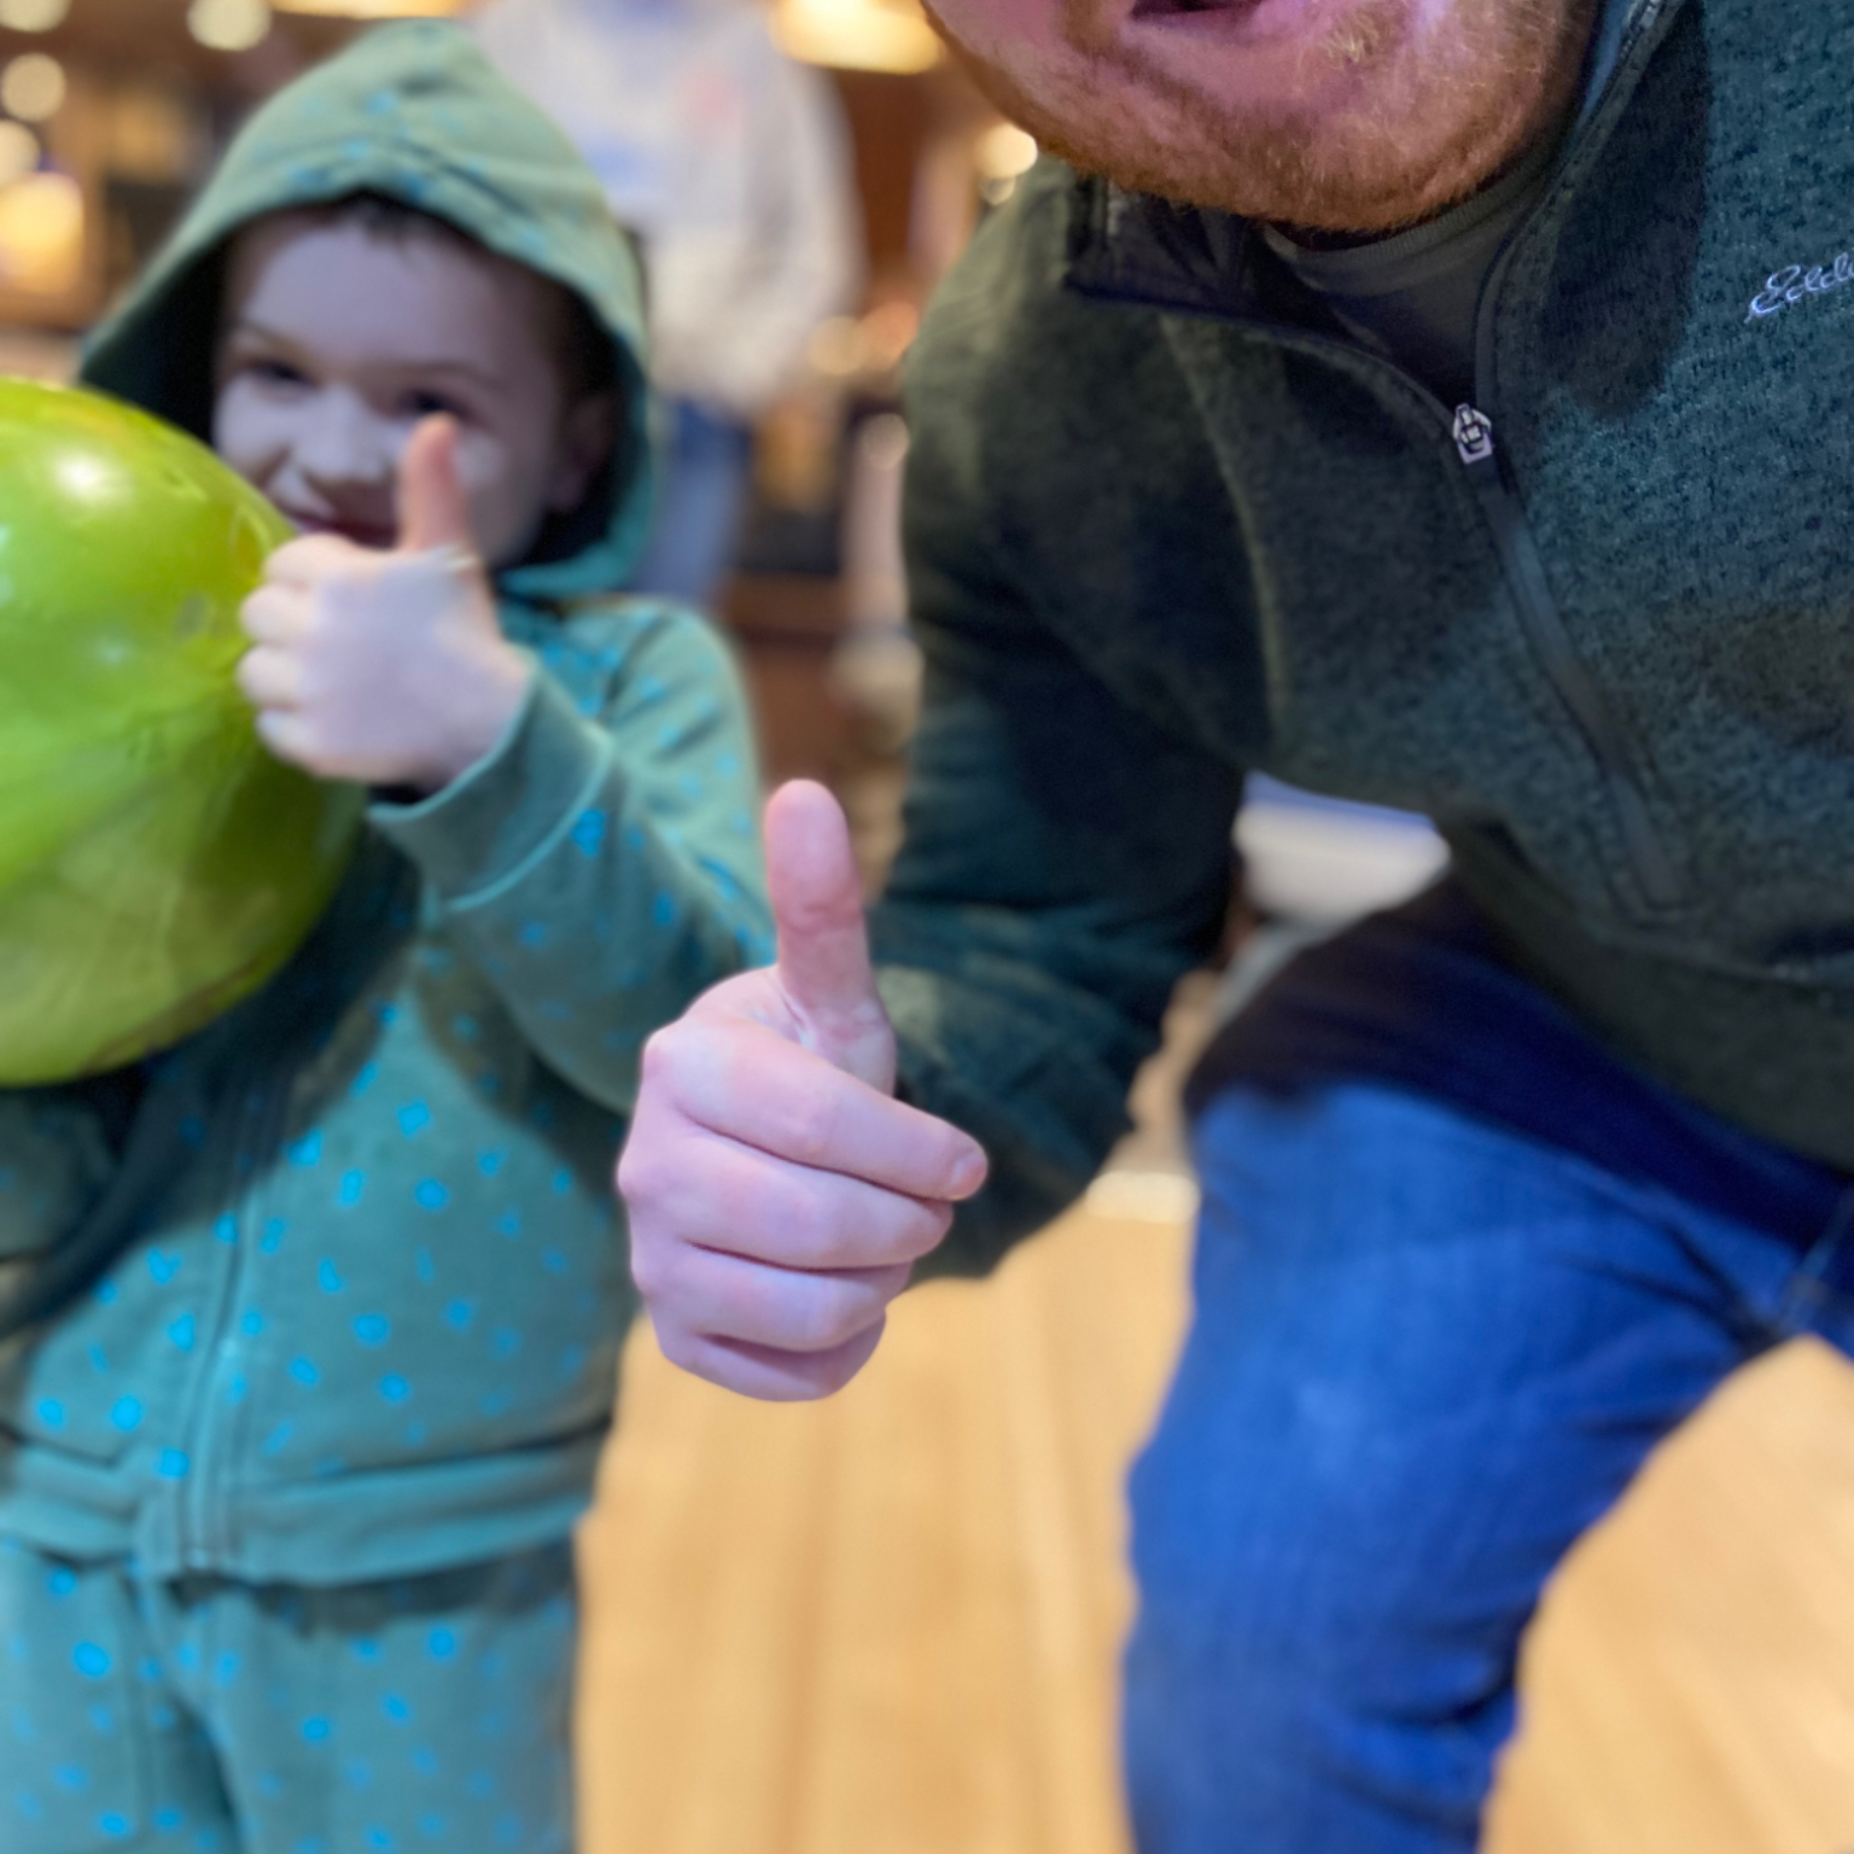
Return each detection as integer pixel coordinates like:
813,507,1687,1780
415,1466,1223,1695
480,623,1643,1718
0,118,38,185
0,166,83,292
772,0,942,75
0,0,69,31
2,52,65,121
188,0,273,51
272,0,467,14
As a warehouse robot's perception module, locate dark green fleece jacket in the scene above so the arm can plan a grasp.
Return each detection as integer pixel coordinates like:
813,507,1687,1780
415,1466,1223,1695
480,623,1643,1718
0,24,769,1581
878,0,1854,1267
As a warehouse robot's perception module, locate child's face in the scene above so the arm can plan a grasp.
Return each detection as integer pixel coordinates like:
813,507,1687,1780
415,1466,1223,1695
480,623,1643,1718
213,213,609,568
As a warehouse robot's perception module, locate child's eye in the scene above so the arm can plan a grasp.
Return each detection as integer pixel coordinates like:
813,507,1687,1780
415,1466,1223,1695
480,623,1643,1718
403,390,466,421
244,358,309,391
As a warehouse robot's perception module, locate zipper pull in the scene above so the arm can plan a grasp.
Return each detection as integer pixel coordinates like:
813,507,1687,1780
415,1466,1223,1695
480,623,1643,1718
1453,403,1496,468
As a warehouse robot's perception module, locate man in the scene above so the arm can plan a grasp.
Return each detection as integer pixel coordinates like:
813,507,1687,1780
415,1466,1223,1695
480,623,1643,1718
619,1,1854,1846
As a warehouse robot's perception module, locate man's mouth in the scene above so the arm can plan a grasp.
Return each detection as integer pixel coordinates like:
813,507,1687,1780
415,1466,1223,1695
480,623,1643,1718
1121,0,1317,40
1130,0,1257,13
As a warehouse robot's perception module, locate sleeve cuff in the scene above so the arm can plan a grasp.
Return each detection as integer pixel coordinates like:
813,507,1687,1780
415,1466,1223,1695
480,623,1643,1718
367,666,612,905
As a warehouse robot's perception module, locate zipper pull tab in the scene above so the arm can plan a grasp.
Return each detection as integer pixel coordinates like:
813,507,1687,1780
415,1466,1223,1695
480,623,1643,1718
1453,403,1496,467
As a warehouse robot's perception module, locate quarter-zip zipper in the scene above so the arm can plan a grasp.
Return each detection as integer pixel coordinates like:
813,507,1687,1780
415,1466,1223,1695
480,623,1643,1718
1174,301,1688,910
1463,71,1685,910
1447,401,1682,908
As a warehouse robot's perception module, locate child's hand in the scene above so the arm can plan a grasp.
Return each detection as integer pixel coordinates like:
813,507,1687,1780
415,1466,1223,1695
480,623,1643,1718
236,416,532,793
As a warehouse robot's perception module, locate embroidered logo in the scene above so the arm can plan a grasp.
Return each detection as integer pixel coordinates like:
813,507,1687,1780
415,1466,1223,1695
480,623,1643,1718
1747,252,1854,324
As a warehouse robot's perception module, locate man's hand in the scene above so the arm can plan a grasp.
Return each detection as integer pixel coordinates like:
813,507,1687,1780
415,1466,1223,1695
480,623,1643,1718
237,416,532,793
618,781,990,1401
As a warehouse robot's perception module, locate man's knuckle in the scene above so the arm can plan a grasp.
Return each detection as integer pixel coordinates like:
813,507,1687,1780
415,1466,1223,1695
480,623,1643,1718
900,1199,953,1257
800,1285,872,1354
781,1094,840,1169
654,1324,703,1376
637,1029,678,1089
615,1140,657,1205
627,1240,668,1302
641,1023,707,1101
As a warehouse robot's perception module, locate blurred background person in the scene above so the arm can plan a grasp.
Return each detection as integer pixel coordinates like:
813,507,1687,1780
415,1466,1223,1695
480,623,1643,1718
474,0,864,611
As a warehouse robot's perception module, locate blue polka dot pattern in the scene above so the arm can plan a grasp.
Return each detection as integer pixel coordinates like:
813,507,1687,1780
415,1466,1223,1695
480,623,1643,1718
570,809,607,857
3,1543,577,1851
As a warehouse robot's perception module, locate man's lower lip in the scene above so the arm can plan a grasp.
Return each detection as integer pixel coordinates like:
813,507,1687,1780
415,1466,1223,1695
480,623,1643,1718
1125,0,1310,38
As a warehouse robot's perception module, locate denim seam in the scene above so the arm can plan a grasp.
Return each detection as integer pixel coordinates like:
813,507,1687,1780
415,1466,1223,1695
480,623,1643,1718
1773,1187,1854,1334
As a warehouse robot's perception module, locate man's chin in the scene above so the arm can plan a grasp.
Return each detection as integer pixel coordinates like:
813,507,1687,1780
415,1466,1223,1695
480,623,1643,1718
929,0,1428,225
926,0,1584,233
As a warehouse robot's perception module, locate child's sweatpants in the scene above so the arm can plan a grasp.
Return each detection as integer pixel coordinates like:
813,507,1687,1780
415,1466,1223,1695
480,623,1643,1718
0,1535,577,1854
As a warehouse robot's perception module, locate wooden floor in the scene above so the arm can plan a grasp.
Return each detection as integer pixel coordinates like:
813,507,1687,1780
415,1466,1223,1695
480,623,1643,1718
576,1186,1854,1854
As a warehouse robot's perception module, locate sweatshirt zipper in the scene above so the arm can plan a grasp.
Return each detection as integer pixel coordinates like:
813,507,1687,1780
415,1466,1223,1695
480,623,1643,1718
175,1071,283,1569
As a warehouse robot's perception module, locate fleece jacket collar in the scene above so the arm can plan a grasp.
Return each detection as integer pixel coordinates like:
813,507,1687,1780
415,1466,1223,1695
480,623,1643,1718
1063,0,1679,333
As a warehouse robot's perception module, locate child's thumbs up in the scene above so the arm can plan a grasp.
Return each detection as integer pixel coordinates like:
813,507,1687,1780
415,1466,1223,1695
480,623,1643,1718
238,412,528,792
766,780,896,1094
396,415,478,557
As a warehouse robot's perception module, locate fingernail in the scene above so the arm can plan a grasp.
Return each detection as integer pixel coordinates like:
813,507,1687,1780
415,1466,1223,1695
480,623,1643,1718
951,1148,988,1197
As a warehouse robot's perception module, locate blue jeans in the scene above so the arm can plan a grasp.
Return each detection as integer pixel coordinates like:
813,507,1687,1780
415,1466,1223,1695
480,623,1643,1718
1125,1082,1854,1852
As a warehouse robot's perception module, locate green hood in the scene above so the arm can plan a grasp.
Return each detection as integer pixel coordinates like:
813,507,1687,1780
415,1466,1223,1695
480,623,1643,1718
80,20,654,601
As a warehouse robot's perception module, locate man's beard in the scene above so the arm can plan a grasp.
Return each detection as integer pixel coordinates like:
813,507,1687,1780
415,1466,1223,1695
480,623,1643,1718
927,0,1595,233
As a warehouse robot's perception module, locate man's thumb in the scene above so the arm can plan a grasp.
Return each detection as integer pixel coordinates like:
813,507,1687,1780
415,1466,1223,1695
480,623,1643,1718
766,780,893,1091
397,415,477,556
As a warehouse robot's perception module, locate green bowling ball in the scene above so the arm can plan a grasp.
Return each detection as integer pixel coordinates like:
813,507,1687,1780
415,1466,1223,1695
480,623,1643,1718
0,376,362,1085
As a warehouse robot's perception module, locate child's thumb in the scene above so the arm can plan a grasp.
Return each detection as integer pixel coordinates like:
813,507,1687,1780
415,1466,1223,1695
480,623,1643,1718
766,781,894,1093
396,415,477,556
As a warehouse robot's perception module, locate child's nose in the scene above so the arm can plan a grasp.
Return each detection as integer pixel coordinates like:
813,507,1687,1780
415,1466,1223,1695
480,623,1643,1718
293,388,398,492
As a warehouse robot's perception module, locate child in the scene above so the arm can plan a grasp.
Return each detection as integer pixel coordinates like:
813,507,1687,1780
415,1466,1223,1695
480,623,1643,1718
0,23,769,1852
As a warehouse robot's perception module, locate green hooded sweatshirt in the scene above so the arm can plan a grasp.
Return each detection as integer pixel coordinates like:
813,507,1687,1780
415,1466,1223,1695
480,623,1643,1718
877,0,1854,1268
0,22,770,1582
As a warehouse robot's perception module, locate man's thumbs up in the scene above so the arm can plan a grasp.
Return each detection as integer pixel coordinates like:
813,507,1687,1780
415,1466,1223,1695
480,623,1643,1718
767,781,895,1093
237,414,530,792
618,780,990,1404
